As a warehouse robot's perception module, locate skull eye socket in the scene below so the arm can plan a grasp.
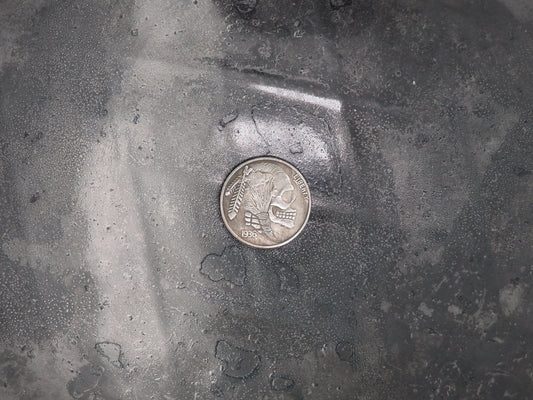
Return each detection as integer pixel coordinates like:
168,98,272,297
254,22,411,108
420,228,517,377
281,190,294,203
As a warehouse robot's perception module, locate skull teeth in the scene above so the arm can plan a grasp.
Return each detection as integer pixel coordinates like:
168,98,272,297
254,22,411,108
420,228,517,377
275,210,296,220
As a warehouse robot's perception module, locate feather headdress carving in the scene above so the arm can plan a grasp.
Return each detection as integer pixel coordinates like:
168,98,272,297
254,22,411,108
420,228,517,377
225,166,252,220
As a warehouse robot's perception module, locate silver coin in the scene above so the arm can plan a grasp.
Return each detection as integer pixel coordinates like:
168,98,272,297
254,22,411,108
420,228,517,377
220,157,311,249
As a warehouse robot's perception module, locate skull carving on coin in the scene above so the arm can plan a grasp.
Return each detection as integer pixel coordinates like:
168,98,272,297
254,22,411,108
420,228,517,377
221,157,310,248
268,171,297,229
225,162,296,238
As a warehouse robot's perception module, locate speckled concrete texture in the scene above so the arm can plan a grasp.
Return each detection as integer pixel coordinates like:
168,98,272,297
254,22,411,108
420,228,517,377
0,0,532,399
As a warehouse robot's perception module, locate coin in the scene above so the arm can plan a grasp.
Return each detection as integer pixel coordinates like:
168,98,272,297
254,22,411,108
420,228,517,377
220,157,311,249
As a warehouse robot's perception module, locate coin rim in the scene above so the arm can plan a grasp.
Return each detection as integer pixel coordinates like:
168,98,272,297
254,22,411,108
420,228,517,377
220,156,311,249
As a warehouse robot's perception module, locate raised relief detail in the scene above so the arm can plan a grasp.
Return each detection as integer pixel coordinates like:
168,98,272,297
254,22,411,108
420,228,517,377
221,157,311,248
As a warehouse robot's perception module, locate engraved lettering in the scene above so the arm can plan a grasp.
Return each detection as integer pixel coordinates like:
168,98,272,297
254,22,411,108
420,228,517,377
292,173,309,200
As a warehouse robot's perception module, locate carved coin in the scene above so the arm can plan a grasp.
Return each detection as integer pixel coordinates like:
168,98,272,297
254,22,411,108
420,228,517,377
220,157,311,248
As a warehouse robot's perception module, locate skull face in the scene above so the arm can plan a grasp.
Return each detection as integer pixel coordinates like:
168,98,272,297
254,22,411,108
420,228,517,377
269,172,296,228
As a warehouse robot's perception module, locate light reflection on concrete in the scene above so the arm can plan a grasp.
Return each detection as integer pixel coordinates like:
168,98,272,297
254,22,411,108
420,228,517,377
250,84,342,113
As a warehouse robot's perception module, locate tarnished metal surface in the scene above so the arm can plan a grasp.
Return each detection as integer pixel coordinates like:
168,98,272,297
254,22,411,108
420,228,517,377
220,157,311,248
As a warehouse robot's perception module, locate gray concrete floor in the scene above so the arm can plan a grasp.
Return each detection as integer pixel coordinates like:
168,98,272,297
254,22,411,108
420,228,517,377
1,0,532,399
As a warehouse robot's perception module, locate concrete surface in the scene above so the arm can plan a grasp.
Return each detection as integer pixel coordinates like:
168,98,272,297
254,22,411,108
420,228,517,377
0,0,532,399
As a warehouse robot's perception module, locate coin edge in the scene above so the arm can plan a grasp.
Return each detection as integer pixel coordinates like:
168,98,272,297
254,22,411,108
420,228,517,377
219,156,311,249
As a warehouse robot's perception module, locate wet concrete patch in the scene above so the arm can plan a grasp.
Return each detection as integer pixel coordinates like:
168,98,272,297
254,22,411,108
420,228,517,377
67,364,104,399
215,340,261,379
95,342,124,368
270,375,295,391
200,246,247,286
335,341,354,362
